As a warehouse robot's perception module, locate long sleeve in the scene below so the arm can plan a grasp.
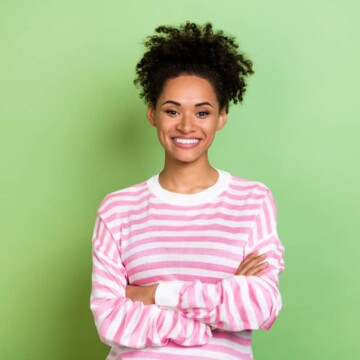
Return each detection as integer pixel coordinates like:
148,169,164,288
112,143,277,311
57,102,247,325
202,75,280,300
154,190,285,332
90,214,212,349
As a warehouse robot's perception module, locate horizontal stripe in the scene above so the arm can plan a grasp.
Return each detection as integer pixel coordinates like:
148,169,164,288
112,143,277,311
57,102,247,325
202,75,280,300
90,172,284,359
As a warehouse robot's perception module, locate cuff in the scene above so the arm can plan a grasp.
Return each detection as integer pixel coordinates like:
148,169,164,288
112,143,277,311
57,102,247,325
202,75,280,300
155,281,184,308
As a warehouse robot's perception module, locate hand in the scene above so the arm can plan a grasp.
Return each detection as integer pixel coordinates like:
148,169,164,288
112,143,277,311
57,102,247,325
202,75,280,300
235,251,268,276
125,284,158,305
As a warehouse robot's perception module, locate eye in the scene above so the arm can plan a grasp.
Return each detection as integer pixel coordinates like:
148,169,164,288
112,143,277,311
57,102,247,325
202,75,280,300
197,111,210,118
165,110,178,116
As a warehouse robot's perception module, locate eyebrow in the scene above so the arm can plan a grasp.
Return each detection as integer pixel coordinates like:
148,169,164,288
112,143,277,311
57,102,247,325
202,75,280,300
161,100,214,108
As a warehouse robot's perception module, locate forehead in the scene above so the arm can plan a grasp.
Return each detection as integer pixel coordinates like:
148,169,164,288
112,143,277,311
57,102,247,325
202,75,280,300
158,75,218,105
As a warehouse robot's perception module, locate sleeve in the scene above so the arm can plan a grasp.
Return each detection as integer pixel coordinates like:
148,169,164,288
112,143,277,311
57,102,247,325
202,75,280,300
90,214,212,349
154,190,285,332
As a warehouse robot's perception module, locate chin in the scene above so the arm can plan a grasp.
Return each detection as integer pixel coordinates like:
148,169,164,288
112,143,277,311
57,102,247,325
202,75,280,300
174,155,204,164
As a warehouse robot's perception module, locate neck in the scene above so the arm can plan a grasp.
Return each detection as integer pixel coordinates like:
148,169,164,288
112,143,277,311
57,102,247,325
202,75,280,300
159,157,219,194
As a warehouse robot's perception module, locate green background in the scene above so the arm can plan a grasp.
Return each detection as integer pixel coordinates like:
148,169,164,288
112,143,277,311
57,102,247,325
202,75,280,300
1,0,359,359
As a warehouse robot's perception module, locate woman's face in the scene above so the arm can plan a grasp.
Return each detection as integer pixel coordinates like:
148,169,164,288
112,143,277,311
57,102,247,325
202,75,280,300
147,75,227,166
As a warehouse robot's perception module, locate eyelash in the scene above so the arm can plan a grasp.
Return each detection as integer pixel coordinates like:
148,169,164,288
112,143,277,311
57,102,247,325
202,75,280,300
164,110,210,117
197,111,209,118
165,110,178,116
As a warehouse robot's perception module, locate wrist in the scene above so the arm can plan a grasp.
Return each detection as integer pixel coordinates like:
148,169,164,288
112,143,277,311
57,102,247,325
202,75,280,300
149,284,158,305
125,284,158,305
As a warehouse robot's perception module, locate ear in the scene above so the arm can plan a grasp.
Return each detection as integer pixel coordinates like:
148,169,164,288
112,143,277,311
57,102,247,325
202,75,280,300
216,107,227,130
146,106,157,127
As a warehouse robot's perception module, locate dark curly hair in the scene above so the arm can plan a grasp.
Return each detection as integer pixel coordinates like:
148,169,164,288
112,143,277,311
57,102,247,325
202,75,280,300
134,22,254,111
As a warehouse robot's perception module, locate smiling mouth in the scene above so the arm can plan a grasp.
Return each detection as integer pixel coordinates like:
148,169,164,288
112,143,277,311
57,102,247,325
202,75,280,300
173,137,200,145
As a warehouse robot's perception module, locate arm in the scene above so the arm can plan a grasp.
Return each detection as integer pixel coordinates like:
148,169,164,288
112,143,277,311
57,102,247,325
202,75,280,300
126,251,267,304
90,215,212,349
154,190,285,332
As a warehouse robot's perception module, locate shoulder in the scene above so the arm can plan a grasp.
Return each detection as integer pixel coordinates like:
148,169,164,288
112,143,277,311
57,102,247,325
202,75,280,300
228,173,272,199
225,173,278,222
227,173,278,218
97,180,150,216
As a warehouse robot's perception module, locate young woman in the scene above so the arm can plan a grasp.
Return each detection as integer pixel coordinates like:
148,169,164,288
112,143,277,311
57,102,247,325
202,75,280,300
90,22,285,360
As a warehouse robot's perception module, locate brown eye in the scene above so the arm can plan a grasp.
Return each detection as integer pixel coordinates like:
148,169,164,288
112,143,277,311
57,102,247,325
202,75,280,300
165,110,178,116
197,111,209,118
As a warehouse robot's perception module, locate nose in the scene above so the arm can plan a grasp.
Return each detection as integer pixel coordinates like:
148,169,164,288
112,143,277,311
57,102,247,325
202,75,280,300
176,113,195,134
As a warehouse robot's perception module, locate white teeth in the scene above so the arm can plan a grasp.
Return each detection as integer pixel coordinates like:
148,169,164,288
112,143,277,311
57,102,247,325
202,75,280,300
174,138,200,144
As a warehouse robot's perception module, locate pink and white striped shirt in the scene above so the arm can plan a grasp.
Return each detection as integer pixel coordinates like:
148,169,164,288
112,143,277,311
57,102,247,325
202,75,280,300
90,170,285,359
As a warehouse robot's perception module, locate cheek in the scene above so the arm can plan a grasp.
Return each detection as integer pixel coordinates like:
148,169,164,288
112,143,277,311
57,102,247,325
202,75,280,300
156,126,169,146
204,122,220,136
157,118,174,134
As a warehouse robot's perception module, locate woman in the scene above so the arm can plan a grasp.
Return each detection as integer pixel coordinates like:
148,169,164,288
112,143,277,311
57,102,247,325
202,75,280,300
90,22,285,359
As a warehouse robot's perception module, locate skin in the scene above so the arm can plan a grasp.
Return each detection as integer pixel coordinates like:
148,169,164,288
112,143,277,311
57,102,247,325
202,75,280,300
147,75,227,194
125,75,268,305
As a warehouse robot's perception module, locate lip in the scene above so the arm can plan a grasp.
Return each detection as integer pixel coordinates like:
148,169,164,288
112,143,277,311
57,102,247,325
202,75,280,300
171,137,201,149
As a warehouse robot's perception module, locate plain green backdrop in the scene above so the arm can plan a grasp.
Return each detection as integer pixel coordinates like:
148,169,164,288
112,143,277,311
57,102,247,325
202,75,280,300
1,0,359,359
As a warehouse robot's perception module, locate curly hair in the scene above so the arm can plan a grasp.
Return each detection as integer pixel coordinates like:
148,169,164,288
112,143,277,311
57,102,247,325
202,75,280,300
134,22,254,111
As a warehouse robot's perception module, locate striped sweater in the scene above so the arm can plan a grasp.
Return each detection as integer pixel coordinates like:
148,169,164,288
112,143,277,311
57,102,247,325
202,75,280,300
90,170,285,359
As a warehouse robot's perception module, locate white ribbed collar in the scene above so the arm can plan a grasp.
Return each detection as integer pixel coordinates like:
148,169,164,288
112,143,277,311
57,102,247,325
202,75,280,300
146,169,231,206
